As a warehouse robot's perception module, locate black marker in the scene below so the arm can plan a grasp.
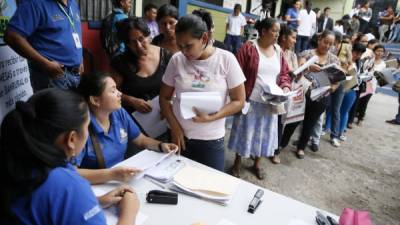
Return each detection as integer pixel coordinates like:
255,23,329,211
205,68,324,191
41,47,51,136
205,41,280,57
248,189,264,214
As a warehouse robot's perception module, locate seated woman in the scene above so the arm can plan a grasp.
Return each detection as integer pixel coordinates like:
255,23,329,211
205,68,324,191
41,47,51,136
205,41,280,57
0,88,139,224
112,17,172,114
151,4,179,53
77,73,178,184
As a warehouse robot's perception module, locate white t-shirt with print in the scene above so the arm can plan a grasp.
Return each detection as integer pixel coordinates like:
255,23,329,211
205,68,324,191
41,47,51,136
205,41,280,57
226,14,247,36
162,48,246,140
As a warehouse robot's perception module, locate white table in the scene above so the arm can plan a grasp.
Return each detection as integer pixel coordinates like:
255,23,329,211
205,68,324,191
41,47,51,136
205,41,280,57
92,154,337,225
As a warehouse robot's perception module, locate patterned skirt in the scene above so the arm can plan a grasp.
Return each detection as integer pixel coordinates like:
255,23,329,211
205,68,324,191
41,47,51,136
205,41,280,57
228,101,278,158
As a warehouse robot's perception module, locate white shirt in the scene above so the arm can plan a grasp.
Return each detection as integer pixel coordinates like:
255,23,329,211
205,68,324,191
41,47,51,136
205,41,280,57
334,24,345,35
323,17,328,30
297,9,317,37
226,14,247,36
250,42,281,103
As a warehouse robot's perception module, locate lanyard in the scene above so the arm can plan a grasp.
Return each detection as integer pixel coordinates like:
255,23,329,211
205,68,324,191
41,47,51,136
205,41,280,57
57,2,75,31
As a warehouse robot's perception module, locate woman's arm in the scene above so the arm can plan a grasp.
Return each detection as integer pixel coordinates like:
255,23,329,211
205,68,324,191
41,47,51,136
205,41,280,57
131,133,178,153
77,167,141,184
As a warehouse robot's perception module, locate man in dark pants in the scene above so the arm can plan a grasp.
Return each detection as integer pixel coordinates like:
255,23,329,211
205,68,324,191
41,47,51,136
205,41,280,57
5,0,83,92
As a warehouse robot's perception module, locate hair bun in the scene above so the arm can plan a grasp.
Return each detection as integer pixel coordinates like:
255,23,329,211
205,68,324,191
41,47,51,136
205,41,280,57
15,101,36,121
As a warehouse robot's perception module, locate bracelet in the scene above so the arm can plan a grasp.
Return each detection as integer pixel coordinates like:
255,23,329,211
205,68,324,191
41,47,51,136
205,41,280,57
158,142,163,152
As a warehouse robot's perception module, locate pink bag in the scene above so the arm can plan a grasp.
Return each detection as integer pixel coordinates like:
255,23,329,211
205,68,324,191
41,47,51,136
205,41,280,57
339,208,373,225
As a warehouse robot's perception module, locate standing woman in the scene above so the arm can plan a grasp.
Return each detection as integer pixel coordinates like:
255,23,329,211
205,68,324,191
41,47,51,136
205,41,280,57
0,89,139,225
111,17,173,114
152,4,179,53
228,18,292,178
160,15,246,171
274,24,311,163
296,30,339,158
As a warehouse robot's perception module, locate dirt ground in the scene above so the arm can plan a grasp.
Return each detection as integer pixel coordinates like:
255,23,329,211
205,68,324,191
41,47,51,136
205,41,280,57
223,93,400,225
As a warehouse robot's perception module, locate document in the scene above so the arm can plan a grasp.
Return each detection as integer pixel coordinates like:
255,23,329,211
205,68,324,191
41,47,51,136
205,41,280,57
310,86,330,101
103,208,148,225
294,55,319,75
180,92,224,119
132,96,167,138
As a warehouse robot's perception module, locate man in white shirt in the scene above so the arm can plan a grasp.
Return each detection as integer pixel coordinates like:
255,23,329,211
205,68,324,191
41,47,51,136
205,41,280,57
224,4,247,54
295,1,316,53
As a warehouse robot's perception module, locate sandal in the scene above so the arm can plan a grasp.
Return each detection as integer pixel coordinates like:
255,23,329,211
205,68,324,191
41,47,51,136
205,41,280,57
230,165,241,178
270,155,281,164
251,166,265,180
296,150,305,159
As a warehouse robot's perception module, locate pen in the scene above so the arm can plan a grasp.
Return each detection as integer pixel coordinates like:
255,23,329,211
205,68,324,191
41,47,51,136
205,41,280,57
248,189,264,214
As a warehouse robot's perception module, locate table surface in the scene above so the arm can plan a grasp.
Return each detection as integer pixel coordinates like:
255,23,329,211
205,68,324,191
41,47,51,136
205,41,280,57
92,154,337,225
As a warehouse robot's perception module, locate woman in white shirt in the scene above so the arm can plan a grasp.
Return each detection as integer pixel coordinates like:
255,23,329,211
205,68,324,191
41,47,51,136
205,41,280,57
159,14,246,171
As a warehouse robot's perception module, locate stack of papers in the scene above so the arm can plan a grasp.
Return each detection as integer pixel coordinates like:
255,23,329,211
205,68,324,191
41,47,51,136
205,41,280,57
180,92,223,119
169,165,240,205
145,156,185,183
132,96,167,138
259,80,297,105
310,86,331,101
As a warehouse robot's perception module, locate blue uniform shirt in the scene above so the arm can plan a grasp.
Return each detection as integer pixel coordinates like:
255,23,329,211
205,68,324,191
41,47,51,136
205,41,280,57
11,164,106,225
8,0,83,67
112,8,128,56
286,7,299,29
77,108,141,169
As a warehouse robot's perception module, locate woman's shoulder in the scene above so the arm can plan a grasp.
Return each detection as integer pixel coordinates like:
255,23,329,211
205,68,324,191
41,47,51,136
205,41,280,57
45,165,90,191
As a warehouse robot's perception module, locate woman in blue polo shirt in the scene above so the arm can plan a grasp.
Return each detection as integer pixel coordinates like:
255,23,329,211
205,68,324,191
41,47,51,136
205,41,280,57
77,72,178,184
0,88,139,225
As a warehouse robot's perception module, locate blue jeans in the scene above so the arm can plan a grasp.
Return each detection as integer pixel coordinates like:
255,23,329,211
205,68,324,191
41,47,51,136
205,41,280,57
389,24,400,42
325,84,345,139
339,90,357,134
29,62,81,92
295,35,310,54
224,34,242,55
183,137,225,171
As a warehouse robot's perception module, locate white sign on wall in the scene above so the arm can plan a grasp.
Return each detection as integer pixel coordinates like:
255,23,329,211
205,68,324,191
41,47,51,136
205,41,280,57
0,46,33,124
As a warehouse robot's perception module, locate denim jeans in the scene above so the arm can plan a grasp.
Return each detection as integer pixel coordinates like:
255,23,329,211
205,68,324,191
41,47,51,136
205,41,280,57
339,90,357,134
224,34,242,55
389,24,400,42
325,84,345,139
183,137,225,171
310,114,324,145
295,35,310,54
29,62,80,92
396,93,400,123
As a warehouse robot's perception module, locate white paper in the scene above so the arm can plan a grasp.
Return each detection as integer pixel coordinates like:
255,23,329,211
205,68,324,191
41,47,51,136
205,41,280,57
103,208,148,225
294,55,319,75
241,102,251,115
258,78,297,97
287,219,312,225
217,218,237,225
180,92,223,119
310,86,330,101
132,96,167,138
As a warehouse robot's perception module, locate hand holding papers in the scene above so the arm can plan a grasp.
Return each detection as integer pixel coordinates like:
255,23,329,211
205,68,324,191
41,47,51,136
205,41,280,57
294,55,319,75
132,96,167,138
180,92,223,119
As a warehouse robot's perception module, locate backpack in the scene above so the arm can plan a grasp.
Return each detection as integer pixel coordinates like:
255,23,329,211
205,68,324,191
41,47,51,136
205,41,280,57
100,10,123,57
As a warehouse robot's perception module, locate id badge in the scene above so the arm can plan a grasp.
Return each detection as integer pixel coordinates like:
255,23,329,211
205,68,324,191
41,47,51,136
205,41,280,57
72,32,82,49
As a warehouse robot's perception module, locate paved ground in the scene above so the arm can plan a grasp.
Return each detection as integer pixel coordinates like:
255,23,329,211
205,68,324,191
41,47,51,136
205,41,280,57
223,93,400,225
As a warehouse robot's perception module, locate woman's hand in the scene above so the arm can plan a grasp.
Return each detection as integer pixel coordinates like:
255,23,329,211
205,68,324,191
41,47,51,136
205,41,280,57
160,143,179,153
128,97,152,113
110,166,142,182
98,185,134,209
192,107,215,123
309,64,322,73
118,190,140,224
170,124,186,152
282,87,291,93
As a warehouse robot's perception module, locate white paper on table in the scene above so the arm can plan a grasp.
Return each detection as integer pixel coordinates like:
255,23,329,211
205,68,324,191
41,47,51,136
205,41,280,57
294,55,319,75
132,96,167,138
180,92,223,119
103,207,148,225
217,218,238,225
287,218,312,225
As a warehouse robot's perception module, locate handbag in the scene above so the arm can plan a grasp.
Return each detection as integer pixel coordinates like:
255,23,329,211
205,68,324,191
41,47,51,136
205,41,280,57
339,208,372,225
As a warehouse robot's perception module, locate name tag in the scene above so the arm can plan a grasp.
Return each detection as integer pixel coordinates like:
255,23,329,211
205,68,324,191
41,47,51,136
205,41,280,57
72,32,82,49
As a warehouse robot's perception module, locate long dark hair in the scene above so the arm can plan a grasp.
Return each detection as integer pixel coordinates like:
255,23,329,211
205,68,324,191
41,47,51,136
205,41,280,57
278,23,297,45
254,17,278,37
0,88,88,221
116,17,150,44
175,14,208,39
77,72,112,101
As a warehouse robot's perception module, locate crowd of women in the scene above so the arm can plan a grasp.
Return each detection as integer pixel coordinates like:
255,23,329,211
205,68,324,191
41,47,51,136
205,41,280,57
0,3,389,225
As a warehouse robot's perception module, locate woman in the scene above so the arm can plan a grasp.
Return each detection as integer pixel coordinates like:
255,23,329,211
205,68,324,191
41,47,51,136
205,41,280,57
0,89,139,224
356,45,385,125
228,18,291,179
77,73,177,184
275,24,311,164
296,30,340,158
152,4,179,53
111,17,172,114
160,15,246,171
358,2,372,34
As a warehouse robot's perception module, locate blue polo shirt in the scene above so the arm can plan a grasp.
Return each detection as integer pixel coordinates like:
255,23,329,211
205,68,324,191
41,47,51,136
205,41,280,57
7,0,82,67
11,164,106,225
77,108,141,169
286,7,299,29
